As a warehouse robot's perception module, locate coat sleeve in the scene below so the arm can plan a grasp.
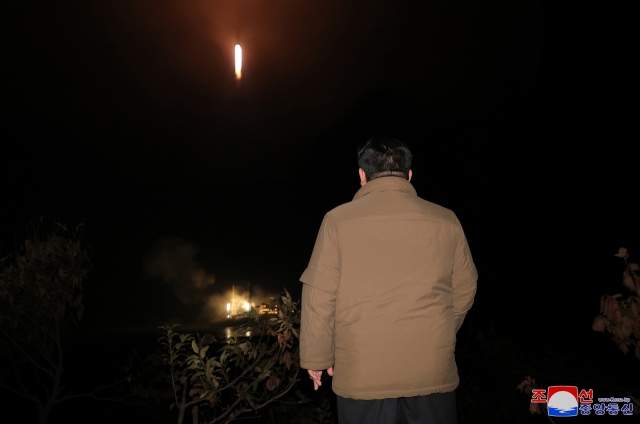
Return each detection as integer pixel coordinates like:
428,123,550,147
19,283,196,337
299,212,339,370
452,219,478,333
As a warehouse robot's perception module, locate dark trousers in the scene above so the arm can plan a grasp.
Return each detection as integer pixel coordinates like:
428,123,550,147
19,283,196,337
336,392,457,424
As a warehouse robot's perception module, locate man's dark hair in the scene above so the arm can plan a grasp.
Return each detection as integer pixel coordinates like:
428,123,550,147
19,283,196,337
357,138,413,181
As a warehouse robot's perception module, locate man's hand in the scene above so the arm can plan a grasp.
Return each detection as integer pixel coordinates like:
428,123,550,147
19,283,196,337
308,367,333,390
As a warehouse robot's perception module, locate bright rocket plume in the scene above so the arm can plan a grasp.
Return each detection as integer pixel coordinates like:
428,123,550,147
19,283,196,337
235,44,242,80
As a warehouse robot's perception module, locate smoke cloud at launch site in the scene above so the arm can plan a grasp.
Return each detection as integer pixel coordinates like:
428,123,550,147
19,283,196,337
144,237,277,324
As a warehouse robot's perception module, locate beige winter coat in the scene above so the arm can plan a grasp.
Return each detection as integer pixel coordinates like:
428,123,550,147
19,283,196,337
299,176,477,399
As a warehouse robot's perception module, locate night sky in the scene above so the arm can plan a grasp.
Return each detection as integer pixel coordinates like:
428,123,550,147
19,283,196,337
2,0,636,341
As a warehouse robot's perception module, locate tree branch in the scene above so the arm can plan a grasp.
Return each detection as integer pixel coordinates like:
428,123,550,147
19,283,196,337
181,349,275,411
53,392,140,406
54,377,129,405
24,375,52,399
208,377,257,424
222,369,300,424
54,316,64,373
22,313,56,355
7,337,56,378
254,367,300,409
218,343,278,393
8,351,40,398
178,381,188,424
210,366,300,424
0,383,39,404
9,327,49,359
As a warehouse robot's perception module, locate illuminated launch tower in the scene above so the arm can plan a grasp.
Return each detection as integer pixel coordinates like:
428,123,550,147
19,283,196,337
227,284,251,319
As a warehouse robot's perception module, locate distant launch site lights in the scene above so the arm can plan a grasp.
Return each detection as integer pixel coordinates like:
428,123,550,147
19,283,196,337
225,284,276,319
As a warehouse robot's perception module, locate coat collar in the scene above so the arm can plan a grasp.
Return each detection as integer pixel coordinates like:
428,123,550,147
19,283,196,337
353,176,417,201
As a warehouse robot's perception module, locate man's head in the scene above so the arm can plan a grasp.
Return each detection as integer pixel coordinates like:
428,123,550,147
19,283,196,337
357,138,413,185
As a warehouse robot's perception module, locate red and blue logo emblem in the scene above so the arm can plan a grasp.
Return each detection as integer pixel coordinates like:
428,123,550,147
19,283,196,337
546,386,579,417
527,383,634,416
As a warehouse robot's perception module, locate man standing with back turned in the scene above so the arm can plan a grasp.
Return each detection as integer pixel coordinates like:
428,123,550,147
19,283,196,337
300,138,477,424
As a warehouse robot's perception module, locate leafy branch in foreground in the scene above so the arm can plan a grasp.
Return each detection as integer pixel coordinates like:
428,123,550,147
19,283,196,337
593,247,640,360
159,288,301,424
0,219,93,424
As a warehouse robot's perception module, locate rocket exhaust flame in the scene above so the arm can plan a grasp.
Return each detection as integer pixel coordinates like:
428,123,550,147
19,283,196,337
235,44,242,80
